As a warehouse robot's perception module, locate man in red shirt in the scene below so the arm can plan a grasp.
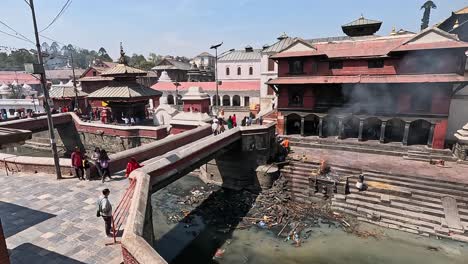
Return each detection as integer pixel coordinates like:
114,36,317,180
71,146,84,180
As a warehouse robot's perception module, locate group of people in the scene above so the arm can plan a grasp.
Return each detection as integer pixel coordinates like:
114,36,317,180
71,147,111,182
211,114,238,135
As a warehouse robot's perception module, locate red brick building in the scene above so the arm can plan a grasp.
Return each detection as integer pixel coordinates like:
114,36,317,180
268,22,468,149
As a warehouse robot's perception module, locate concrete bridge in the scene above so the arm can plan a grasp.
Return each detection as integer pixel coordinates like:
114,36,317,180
0,113,170,176
121,123,277,264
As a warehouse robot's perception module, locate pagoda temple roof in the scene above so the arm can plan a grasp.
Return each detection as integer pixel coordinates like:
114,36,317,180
100,44,147,77
49,85,88,98
87,82,162,99
100,63,147,77
342,15,382,27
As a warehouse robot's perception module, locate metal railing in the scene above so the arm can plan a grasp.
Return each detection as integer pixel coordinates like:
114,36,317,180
108,179,137,245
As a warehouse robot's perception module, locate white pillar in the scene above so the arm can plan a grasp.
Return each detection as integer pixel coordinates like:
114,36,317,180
240,96,245,107
220,95,224,106
230,96,233,106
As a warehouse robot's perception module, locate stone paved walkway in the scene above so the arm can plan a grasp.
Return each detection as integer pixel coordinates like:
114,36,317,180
0,172,128,264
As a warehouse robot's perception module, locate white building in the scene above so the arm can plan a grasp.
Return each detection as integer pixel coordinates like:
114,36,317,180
0,98,44,117
217,46,262,81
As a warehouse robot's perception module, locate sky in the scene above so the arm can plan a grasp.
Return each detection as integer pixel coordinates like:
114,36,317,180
0,0,466,59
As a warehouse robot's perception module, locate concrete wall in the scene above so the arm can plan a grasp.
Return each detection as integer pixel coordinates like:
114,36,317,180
447,85,468,143
200,123,277,190
260,53,278,112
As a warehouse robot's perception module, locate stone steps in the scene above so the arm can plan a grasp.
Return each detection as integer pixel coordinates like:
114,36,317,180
281,159,468,242
285,159,468,190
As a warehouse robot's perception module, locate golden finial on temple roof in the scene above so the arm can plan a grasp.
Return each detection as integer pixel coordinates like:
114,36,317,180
118,42,128,65
391,26,397,35
453,19,459,29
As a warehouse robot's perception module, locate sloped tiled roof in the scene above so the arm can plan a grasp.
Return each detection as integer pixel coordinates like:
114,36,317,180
152,59,191,71
262,37,297,53
455,6,468,14
87,82,162,99
218,49,262,61
152,81,260,92
0,71,40,85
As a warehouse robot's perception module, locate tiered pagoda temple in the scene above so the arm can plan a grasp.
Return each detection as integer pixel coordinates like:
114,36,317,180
87,45,162,122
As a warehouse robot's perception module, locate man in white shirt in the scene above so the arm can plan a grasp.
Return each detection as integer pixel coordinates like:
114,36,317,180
97,188,113,237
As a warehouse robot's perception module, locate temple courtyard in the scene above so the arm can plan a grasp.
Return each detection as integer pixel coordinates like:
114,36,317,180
0,172,127,264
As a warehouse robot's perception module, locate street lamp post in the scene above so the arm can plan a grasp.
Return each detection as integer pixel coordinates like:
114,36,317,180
173,82,180,107
210,42,223,114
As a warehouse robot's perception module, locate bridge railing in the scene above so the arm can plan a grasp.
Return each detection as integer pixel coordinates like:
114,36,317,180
109,179,137,244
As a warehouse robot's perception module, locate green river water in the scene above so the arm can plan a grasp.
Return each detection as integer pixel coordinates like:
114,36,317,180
151,175,468,264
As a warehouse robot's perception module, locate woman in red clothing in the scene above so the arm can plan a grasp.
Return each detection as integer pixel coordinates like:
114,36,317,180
125,157,142,181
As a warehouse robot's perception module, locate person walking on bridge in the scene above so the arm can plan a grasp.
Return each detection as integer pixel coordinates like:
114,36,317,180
212,119,219,136
125,157,142,182
99,149,111,183
71,147,84,180
227,116,233,129
97,188,113,237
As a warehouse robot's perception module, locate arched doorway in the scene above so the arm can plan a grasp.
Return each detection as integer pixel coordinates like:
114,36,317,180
167,94,174,105
232,95,241,106
222,95,230,106
212,95,220,106
286,113,301,135
385,118,405,143
323,115,339,137
343,116,360,139
304,114,320,136
363,117,381,141
408,119,431,145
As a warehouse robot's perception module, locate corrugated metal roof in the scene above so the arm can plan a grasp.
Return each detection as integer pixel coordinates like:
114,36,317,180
45,69,85,80
218,49,262,61
49,86,88,98
342,16,382,27
100,64,147,77
262,37,296,53
87,82,162,98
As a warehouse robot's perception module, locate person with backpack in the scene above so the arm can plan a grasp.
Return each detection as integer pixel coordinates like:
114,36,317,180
99,149,111,183
97,188,113,237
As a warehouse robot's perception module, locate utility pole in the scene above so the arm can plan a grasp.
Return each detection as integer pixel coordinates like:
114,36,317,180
28,0,62,179
210,42,223,115
69,51,79,110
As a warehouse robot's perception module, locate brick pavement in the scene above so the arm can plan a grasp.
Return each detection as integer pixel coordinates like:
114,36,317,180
0,172,128,264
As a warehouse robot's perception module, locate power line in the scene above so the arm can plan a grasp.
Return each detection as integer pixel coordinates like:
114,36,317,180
0,28,34,45
39,0,72,33
0,19,35,44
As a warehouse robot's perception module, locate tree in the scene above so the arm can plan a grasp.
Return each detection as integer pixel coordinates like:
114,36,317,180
97,47,112,62
420,1,437,30
49,42,60,55
148,52,163,64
